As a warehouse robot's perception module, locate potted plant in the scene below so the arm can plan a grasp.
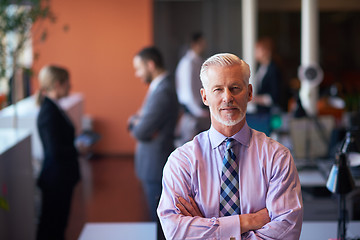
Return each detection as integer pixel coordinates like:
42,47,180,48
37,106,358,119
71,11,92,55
0,0,54,125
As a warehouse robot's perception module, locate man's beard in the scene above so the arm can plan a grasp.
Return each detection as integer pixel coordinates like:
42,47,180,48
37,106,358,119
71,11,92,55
144,72,153,84
209,104,246,127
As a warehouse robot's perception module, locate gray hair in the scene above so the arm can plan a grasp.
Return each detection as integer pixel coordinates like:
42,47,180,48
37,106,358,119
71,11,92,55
200,53,251,89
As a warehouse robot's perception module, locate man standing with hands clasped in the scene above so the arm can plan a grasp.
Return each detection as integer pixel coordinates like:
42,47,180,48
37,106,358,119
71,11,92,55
129,47,179,240
157,53,303,239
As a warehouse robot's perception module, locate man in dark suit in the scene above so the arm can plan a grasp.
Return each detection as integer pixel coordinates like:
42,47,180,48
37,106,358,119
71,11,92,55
36,65,80,240
128,47,179,237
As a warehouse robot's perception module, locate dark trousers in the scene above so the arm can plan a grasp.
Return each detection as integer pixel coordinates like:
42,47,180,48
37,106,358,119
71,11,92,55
142,180,166,240
36,185,74,240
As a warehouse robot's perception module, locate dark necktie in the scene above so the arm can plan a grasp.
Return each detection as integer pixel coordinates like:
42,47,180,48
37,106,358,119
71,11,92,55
219,138,240,216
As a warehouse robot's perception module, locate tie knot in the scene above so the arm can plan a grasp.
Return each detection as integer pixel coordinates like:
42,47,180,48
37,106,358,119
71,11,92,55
226,138,234,149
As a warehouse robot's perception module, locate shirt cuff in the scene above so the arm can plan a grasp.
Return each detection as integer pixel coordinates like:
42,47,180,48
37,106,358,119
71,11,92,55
218,215,241,240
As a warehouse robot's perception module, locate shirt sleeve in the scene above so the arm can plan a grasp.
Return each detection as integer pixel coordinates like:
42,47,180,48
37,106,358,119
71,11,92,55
243,150,303,240
157,150,242,240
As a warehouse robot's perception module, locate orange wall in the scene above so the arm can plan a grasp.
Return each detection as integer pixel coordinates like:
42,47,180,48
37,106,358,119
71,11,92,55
32,0,153,155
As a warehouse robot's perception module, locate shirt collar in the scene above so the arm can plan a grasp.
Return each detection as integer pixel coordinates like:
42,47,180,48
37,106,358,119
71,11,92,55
209,122,251,149
149,72,167,92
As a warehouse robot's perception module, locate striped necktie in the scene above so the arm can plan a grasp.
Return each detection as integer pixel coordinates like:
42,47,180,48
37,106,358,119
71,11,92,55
219,138,240,216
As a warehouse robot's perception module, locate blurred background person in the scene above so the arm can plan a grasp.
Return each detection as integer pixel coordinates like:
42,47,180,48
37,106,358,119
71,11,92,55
128,47,179,240
252,37,286,114
36,65,81,240
175,32,210,146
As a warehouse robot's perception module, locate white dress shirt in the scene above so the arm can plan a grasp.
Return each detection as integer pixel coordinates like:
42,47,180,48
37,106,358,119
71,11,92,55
175,50,207,117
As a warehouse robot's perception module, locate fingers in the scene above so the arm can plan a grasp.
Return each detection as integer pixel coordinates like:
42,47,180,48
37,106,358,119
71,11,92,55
178,196,195,216
189,196,203,217
176,202,192,216
177,196,203,217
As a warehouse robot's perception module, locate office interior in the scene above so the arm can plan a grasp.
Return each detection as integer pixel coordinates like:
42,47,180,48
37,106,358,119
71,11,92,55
0,0,360,239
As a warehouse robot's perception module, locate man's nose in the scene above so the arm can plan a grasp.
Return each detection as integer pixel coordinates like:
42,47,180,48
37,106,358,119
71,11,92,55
223,88,233,102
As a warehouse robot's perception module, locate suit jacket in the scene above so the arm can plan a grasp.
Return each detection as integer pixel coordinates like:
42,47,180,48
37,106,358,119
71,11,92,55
257,60,282,113
130,74,179,182
37,96,80,190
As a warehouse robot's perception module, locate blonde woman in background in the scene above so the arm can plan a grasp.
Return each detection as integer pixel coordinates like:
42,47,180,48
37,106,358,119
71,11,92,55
36,65,80,240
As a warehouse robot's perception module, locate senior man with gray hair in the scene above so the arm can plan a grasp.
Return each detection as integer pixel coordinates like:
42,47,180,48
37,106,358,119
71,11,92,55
157,53,303,240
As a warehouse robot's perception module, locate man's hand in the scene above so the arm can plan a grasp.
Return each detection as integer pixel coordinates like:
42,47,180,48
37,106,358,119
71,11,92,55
176,196,204,217
76,142,91,156
127,114,138,131
240,208,270,234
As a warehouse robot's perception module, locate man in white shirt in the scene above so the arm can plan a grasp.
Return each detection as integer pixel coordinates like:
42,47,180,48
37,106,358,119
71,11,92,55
175,32,210,146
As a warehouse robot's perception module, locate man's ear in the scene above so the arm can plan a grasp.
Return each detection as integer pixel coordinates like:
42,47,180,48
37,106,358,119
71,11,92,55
200,88,209,106
247,84,253,102
147,60,155,71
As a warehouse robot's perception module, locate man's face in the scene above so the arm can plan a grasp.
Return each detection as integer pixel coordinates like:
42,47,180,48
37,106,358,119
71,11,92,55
133,55,152,84
196,38,207,56
200,65,252,129
255,43,270,63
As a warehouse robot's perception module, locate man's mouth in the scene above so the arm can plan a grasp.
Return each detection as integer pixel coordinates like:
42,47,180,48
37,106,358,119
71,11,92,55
220,106,238,111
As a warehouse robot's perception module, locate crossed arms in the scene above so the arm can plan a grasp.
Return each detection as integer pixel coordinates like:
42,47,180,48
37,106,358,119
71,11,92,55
177,196,270,234
157,145,303,240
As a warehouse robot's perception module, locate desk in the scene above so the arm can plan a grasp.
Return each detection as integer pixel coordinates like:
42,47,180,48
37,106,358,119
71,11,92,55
301,221,360,239
78,222,157,240
298,165,360,221
0,129,35,240
298,168,327,187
